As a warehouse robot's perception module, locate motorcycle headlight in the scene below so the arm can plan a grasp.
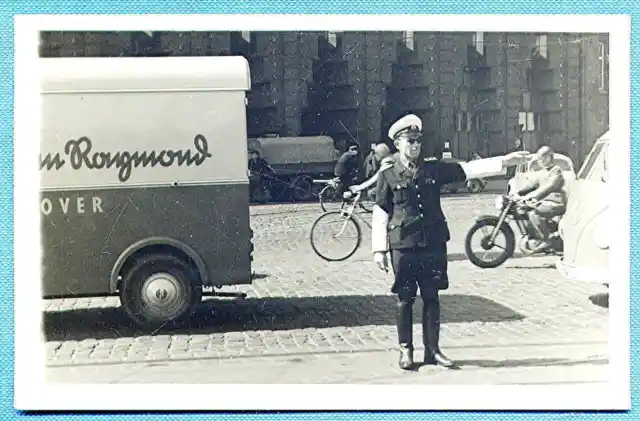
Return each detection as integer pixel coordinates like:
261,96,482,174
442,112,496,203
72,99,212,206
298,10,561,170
494,196,504,210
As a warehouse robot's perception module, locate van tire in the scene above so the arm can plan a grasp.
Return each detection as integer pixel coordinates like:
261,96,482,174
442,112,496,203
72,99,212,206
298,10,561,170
119,253,202,328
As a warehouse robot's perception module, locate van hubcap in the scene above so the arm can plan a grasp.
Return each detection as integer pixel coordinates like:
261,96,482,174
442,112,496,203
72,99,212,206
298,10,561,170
141,273,184,316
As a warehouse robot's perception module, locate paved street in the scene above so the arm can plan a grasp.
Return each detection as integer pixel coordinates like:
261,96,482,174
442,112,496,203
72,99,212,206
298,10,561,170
42,193,609,384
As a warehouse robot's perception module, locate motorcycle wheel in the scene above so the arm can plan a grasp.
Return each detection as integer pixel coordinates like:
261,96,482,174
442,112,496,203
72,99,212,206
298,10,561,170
464,219,516,269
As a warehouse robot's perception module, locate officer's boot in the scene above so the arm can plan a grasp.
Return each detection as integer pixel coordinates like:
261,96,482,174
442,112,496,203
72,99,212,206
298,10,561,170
396,299,414,370
422,297,456,369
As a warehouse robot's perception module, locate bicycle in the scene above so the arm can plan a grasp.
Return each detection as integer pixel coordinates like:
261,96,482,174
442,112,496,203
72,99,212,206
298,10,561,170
317,177,374,214
309,188,373,262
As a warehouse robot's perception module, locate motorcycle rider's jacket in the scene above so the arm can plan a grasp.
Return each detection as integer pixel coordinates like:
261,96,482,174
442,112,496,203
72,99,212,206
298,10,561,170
517,164,567,206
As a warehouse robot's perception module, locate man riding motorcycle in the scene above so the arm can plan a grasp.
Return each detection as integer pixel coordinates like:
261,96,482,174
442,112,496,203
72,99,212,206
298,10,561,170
514,145,568,251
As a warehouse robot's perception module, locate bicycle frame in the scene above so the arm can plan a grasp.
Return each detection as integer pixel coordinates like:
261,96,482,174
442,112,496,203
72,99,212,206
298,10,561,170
334,191,372,235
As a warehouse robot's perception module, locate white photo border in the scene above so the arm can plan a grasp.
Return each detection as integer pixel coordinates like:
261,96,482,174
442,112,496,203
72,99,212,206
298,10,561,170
13,14,631,411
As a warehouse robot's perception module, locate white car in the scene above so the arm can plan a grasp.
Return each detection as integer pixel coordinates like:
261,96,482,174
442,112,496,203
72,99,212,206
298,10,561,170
507,153,577,196
556,133,610,286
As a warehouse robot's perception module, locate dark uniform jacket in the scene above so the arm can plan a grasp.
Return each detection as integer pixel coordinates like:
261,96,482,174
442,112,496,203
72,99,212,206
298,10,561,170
375,158,466,250
334,151,359,182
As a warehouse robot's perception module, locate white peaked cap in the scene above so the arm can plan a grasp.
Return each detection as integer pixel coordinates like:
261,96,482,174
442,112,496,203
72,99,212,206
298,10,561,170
388,114,423,140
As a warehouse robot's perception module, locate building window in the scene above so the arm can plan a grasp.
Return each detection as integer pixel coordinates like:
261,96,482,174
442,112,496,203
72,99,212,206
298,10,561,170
599,42,608,92
241,31,251,43
455,111,472,132
536,34,548,59
328,31,339,48
522,90,531,110
458,89,468,108
455,111,464,132
474,113,484,131
525,69,534,89
472,32,484,55
519,111,536,132
462,66,473,86
403,31,415,51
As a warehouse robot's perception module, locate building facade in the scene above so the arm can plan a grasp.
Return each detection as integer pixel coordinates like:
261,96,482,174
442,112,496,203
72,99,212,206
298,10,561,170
39,30,609,167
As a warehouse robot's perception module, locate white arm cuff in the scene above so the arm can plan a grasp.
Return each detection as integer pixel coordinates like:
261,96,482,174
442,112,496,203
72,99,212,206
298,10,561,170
371,205,389,253
459,157,507,180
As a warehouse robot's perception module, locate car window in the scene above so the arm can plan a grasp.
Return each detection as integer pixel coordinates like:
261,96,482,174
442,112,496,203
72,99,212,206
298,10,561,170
578,142,607,180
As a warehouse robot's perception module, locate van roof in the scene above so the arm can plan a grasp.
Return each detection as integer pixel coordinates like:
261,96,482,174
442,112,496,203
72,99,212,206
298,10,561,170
40,56,251,93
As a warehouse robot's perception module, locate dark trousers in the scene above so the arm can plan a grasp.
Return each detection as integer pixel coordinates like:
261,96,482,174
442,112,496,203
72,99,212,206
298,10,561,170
529,202,566,240
390,244,448,354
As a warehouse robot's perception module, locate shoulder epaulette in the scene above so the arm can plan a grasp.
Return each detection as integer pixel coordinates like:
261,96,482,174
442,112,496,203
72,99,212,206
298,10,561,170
379,162,394,172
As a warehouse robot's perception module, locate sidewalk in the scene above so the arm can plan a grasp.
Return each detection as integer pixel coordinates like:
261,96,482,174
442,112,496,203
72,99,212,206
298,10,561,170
47,339,608,385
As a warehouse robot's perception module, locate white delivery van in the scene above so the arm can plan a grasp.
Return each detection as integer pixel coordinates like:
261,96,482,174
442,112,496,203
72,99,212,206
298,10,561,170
39,56,255,327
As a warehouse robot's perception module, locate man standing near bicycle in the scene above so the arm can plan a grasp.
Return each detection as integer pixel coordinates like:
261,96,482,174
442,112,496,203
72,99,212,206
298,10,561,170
371,114,530,370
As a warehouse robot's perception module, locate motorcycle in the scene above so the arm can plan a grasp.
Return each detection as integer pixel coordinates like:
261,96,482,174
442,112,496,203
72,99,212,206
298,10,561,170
464,195,564,268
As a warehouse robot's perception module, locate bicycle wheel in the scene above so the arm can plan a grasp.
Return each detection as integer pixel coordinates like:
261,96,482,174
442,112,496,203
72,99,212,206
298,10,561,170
319,185,343,213
309,211,362,261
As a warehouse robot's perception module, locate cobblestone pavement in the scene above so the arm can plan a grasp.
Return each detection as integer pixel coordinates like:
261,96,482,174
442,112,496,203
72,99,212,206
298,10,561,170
43,194,609,373
47,341,608,385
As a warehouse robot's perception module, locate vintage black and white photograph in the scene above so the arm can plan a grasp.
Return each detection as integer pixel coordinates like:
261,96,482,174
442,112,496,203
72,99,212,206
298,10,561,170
13,14,630,411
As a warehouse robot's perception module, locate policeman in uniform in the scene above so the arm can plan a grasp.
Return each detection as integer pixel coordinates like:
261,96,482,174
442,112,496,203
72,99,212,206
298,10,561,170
371,114,529,370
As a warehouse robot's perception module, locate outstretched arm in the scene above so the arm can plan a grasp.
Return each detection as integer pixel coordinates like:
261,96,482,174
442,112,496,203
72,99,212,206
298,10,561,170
459,157,508,179
437,151,531,186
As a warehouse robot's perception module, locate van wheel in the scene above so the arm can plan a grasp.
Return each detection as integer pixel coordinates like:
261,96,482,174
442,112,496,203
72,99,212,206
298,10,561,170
119,254,202,328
